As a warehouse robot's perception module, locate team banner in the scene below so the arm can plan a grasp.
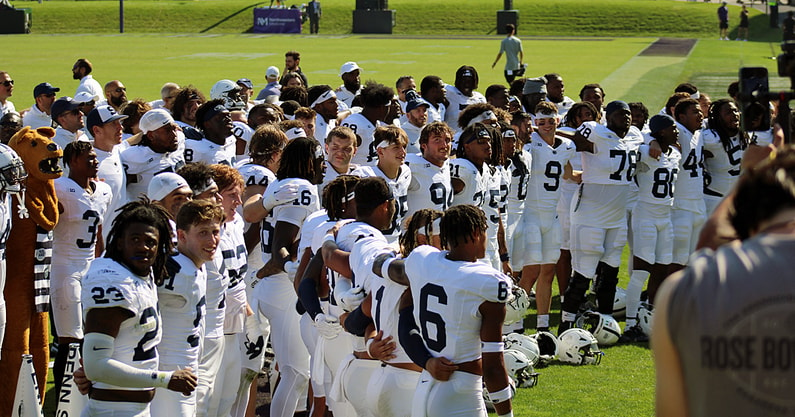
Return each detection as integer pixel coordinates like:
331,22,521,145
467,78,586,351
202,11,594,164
12,354,42,417
253,8,302,34
56,343,87,417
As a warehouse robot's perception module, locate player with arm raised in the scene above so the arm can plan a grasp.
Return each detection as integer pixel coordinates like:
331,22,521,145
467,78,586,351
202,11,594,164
559,101,643,333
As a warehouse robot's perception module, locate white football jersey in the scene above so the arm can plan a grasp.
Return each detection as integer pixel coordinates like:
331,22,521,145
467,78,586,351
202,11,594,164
184,136,236,166
204,246,228,339
320,162,358,197
220,214,248,334
121,141,186,202
404,153,453,222
636,144,681,206
336,86,359,109
399,119,423,154
427,102,446,125
483,166,502,246
238,163,276,191
352,164,411,243
314,113,335,144
158,253,206,369
340,113,379,166
673,122,705,206
404,245,511,362
450,157,488,208
82,257,162,390
95,146,127,241
576,122,643,185
524,134,576,212
701,128,744,198
53,177,113,262
505,150,531,214
335,221,384,290
0,193,10,252
232,121,253,159
260,178,321,264
443,85,486,133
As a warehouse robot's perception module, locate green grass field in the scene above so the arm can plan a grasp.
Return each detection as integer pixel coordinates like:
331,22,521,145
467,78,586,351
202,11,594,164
6,0,791,415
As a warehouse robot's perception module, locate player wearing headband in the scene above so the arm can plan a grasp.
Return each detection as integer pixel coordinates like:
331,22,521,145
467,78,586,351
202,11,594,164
308,85,338,144
450,123,493,210
445,66,486,134
352,126,411,245
520,102,576,332
341,81,395,167
185,99,237,166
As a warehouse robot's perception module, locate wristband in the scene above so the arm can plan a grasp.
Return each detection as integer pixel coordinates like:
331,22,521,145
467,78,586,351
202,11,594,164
365,338,375,355
488,385,513,403
152,371,173,388
481,341,505,353
500,253,510,262
381,256,396,279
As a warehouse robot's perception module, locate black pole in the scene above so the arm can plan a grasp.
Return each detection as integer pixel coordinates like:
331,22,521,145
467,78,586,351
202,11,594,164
120,0,124,33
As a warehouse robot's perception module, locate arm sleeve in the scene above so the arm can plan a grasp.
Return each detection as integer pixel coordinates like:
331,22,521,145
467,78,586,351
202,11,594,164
398,305,433,369
82,332,173,389
343,305,372,337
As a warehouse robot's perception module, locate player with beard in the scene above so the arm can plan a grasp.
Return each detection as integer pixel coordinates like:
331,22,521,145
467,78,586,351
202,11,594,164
702,98,747,214
121,109,186,202
171,86,206,140
336,62,362,109
579,83,606,122
444,66,486,134
399,91,431,153
104,80,128,112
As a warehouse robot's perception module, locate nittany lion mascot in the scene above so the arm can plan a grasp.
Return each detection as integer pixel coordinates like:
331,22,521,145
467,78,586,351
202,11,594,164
0,126,61,413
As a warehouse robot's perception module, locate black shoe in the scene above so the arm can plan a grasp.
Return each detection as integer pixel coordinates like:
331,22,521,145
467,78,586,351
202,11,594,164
557,321,573,336
619,325,649,343
537,326,549,333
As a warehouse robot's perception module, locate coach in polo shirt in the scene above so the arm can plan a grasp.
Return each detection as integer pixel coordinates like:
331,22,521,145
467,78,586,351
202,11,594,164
87,105,129,240
23,83,60,129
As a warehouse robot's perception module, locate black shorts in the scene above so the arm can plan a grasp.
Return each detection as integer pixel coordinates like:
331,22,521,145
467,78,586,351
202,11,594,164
720,20,729,29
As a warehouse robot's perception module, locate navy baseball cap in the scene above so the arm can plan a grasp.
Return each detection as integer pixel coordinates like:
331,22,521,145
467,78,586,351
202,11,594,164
33,83,59,98
50,97,80,119
237,78,254,89
406,97,431,113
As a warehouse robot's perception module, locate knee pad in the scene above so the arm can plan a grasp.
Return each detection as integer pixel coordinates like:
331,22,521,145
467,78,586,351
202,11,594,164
596,263,619,315
562,273,591,314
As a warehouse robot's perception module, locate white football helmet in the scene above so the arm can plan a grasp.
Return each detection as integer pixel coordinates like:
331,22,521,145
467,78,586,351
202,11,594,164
528,331,559,366
504,285,530,325
612,286,627,319
0,144,26,194
210,79,245,111
558,328,603,365
575,311,622,346
638,302,654,337
503,348,539,388
504,333,540,366
483,378,517,411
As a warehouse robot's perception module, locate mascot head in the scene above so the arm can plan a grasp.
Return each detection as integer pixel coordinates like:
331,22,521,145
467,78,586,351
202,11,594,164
8,127,63,182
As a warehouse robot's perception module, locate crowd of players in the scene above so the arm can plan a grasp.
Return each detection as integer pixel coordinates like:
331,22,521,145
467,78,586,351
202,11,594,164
0,49,782,417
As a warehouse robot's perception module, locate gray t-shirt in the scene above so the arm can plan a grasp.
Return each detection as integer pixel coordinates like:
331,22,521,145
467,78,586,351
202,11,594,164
499,35,523,71
668,234,795,416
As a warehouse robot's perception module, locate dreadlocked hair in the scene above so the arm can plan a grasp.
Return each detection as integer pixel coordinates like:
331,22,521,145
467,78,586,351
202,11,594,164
105,198,173,286
277,136,322,181
440,205,487,250
171,85,205,123
400,208,443,256
731,146,795,240
563,101,598,129
708,98,749,153
323,174,361,221
488,124,504,166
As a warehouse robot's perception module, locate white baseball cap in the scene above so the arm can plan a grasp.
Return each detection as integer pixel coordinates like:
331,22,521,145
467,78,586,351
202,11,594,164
266,66,280,80
148,172,189,201
139,109,175,134
73,91,98,104
339,61,361,76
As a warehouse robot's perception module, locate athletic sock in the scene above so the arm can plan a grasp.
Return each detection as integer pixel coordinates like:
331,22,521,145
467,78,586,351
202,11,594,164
536,315,549,329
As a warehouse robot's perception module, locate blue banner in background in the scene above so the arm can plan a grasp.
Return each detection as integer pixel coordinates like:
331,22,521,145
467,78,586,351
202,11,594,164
253,8,302,33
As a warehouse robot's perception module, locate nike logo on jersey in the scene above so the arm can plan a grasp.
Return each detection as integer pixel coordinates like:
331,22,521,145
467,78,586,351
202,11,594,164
92,347,109,351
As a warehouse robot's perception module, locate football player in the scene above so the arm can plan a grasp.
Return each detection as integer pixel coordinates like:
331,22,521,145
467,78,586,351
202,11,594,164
152,200,223,417
51,141,113,393
621,115,680,343
81,200,197,414
702,99,747,214
520,102,576,332
444,66,487,133
559,101,643,333
404,121,454,222
352,126,411,245
340,82,394,167
185,99,237,166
